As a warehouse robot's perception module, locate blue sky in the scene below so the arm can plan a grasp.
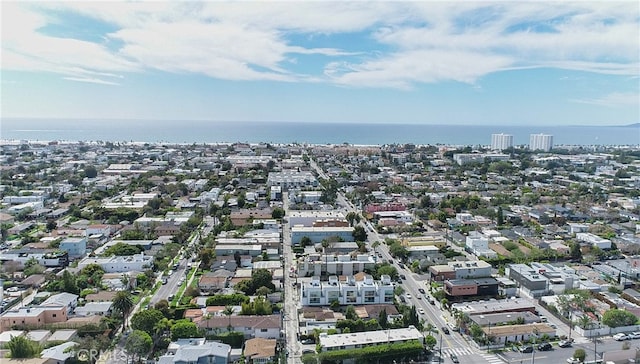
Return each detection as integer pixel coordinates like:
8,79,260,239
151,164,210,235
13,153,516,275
1,1,639,125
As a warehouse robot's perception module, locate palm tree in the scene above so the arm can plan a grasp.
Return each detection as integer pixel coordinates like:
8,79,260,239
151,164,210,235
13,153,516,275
223,305,234,332
112,291,134,332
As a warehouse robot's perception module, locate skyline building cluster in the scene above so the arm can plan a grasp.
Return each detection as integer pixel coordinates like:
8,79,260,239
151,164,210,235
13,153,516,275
490,133,554,152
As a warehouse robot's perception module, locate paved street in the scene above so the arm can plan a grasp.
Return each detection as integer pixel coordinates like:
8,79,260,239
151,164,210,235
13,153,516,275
282,192,303,364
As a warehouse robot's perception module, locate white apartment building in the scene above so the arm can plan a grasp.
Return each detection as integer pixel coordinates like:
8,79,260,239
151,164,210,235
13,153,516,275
576,232,612,250
266,170,317,190
491,133,514,150
297,254,377,277
300,274,394,306
529,134,554,151
77,253,153,273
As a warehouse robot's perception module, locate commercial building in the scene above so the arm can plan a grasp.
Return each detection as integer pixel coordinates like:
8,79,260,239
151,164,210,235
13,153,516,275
288,211,346,227
507,263,549,298
529,134,554,151
77,253,153,273
290,226,354,245
318,326,423,352
491,133,514,150
300,274,394,306
444,278,499,299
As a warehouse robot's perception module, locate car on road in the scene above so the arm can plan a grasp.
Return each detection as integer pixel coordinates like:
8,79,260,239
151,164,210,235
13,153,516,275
558,339,573,348
519,346,534,353
398,263,405,268
537,342,552,351
450,353,459,363
405,293,412,299
614,333,630,341
399,274,407,280
441,326,450,335
418,288,426,294
418,308,425,315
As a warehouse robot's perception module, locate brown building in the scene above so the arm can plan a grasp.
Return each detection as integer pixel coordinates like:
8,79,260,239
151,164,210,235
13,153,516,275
0,306,68,332
244,337,277,364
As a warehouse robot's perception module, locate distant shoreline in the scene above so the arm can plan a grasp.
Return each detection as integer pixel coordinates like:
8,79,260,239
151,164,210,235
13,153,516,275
1,118,638,146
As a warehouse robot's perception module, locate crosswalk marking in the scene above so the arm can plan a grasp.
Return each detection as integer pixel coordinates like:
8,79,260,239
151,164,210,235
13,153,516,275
440,347,504,363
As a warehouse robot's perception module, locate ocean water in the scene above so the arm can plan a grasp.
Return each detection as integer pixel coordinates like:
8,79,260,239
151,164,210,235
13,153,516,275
1,118,638,146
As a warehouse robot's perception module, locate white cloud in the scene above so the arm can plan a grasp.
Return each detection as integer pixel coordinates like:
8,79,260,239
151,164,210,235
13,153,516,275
63,77,120,86
570,92,640,107
1,2,638,88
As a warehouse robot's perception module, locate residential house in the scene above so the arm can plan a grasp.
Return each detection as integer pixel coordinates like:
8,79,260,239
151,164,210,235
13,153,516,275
157,338,231,364
198,315,281,339
243,338,277,364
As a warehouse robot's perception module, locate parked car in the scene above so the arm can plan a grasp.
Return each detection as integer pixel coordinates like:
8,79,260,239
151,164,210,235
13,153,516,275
418,308,425,315
628,331,640,339
558,339,573,348
537,342,552,351
566,357,583,363
519,346,534,353
399,274,407,280
405,293,412,299
301,339,314,344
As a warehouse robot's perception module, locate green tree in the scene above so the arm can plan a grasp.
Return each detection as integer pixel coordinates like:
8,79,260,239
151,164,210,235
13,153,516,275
112,291,134,331
61,270,79,294
198,248,214,268
154,299,171,318
223,305,235,331
569,242,582,261
131,309,165,336
104,242,144,256
573,348,586,362
171,320,200,340
251,268,275,293
124,330,152,362
424,335,437,351
352,226,367,242
84,165,98,178
602,309,639,328
46,219,57,232
7,335,40,358
345,305,357,321
378,308,388,329
300,236,312,247
271,207,285,219
388,242,409,260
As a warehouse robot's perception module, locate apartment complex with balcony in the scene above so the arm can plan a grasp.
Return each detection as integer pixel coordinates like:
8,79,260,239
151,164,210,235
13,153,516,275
300,274,394,306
